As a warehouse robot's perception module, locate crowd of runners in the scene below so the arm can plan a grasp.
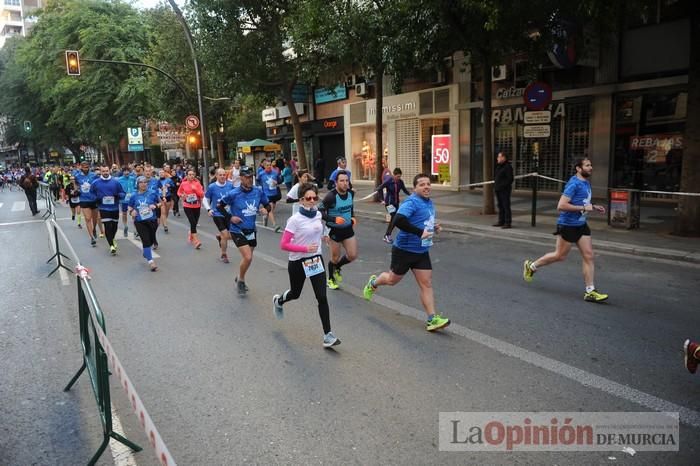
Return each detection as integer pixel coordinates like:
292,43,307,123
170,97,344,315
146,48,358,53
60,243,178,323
14,155,699,359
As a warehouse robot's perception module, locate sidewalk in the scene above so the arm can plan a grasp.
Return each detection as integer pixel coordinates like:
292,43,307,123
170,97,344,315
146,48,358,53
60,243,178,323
348,185,700,264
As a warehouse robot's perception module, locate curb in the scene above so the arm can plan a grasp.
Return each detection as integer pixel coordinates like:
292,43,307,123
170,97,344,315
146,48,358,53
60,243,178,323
353,209,700,265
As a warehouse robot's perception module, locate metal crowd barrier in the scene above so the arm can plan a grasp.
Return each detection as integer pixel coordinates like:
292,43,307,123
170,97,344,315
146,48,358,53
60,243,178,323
46,219,176,465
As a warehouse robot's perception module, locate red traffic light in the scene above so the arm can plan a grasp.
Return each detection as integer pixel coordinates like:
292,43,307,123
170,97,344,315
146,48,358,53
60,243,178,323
65,50,80,76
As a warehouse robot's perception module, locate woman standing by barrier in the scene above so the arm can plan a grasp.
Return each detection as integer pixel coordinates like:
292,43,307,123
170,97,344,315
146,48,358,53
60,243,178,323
273,183,340,348
177,169,204,249
128,176,161,271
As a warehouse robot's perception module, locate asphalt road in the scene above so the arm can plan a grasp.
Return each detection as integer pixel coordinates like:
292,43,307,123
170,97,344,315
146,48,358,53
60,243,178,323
2,188,699,465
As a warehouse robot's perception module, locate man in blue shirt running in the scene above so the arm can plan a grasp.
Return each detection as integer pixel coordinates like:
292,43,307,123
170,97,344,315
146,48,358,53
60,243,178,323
522,157,608,302
362,173,450,332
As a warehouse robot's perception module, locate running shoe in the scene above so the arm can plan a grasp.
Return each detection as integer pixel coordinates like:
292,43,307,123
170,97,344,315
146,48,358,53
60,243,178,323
327,277,339,290
426,314,450,332
71,215,75,221
274,225,282,233
363,275,377,301
272,294,283,320
153,242,158,250
235,277,248,295
123,226,128,238
583,289,608,303
333,268,343,284
149,260,158,272
220,253,229,264
90,238,96,247
382,235,392,244
78,223,82,229
523,260,535,282
194,240,202,250
99,233,105,239
134,232,139,238
323,332,341,348
164,226,169,233
683,339,699,374
110,245,117,256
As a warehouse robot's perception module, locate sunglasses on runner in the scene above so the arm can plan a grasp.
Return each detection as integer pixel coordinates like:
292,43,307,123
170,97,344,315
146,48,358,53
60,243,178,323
303,196,318,201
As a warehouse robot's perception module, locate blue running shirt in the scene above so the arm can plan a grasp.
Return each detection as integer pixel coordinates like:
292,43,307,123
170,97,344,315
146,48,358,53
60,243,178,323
558,176,591,226
394,193,435,254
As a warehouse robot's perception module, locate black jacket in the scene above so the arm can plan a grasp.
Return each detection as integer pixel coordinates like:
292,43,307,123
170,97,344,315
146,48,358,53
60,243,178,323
494,161,514,192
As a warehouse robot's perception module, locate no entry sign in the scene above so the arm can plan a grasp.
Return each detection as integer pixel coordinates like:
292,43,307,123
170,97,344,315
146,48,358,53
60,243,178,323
524,82,552,111
185,115,200,130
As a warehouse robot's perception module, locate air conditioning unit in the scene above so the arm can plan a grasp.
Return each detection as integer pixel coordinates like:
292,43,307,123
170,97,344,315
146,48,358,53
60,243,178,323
355,82,368,97
491,64,507,81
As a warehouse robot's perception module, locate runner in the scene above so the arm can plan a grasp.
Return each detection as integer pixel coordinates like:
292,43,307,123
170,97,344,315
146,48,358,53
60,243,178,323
218,166,270,296
67,176,82,228
144,166,161,249
285,169,315,215
228,158,242,188
203,168,234,263
117,166,136,237
158,165,175,233
273,183,340,347
177,169,204,249
327,156,351,190
363,173,451,332
522,157,609,303
74,161,101,246
170,166,182,217
256,159,282,232
376,167,410,243
319,170,357,290
90,166,126,255
128,176,161,271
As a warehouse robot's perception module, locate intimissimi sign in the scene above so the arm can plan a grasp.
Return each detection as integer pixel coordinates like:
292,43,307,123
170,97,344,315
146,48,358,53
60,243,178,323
490,102,566,124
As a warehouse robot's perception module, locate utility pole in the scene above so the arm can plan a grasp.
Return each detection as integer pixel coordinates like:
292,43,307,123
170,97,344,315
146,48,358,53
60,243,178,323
166,0,208,181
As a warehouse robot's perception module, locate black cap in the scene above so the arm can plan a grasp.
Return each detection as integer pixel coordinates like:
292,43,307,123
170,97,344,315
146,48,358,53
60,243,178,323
239,166,254,177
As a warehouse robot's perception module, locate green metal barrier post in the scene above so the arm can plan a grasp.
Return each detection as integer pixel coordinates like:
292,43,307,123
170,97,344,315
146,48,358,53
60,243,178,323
64,277,142,465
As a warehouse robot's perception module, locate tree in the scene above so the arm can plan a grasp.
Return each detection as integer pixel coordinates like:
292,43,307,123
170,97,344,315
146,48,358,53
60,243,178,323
190,0,312,170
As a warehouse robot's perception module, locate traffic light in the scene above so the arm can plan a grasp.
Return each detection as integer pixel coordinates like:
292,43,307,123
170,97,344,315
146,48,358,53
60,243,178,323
23,121,32,133
188,131,200,148
65,50,80,76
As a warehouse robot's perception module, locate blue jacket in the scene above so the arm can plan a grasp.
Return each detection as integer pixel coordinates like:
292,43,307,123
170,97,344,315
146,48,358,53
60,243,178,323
90,177,125,212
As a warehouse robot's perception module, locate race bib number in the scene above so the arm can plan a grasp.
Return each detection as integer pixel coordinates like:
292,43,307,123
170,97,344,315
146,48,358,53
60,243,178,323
244,231,256,241
386,204,396,214
186,194,198,203
70,197,80,203
80,182,91,193
302,256,324,278
102,196,115,205
139,206,153,220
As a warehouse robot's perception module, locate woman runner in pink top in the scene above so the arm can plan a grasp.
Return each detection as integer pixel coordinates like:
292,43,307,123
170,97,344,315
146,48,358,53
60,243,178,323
273,183,340,348
177,169,205,249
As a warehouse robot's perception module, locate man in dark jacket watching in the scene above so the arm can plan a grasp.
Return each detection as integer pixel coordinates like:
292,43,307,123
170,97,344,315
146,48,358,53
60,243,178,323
493,151,514,228
19,167,40,216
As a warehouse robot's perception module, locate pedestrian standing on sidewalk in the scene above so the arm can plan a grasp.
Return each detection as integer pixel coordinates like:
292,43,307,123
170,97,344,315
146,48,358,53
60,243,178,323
273,183,341,348
19,168,39,216
522,157,608,303
363,173,450,332
177,169,204,249
493,151,514,228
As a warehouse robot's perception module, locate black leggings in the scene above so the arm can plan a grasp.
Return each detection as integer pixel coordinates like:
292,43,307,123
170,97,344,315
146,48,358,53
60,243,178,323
100,210,119,246
184,206,200,233
278,255,331,334
134,220,157,248
385,210,397,236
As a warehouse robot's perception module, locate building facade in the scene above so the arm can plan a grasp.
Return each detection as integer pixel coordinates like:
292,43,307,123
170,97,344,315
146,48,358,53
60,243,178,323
0,0,42,48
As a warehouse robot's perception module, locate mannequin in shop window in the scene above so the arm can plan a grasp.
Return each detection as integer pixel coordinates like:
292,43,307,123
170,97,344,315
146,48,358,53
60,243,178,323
362,140,374,180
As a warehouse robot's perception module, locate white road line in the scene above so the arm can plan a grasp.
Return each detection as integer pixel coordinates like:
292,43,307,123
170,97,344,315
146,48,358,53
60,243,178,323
0,202,3,209
171,218,700,428
11,201,25,211
44,221,70,286
0,219,45,226
109,406,139,466
120,236,160,258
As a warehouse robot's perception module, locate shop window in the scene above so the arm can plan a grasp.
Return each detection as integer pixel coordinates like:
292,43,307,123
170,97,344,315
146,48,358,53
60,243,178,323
350,125,386,181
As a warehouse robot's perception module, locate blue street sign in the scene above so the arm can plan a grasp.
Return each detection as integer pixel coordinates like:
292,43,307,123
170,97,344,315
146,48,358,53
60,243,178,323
128,144,144,152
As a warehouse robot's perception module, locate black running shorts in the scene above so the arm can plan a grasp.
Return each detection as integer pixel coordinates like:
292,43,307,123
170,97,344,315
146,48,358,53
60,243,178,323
390,246,432,276
267,193,282,203
79,201,97,210
231,230,257,248
212,215,229,232
328,226,355,242
554,223,591,243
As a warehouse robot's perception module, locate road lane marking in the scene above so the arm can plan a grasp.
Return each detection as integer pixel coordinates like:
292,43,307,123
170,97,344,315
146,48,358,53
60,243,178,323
0,202,3,209
11,201,25,211
120,236,160,258
45,220,70,286
170,218,700,428
109,406,138,466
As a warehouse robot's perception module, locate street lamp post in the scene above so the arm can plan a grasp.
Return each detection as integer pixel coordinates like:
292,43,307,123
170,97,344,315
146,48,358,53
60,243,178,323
166,0,209,181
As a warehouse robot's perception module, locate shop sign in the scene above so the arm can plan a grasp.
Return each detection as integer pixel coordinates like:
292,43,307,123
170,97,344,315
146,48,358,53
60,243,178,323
368,101,417,120
313,117,344,133
431,134,451,175
437,164,451,183
523,125,551,138
496,87,526,99
630,133,683,164
262,108,278,122
523,110,551,124
157,130,185,146
491,103,565,123
315,85,348,104
277,103,305,119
